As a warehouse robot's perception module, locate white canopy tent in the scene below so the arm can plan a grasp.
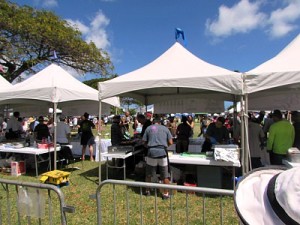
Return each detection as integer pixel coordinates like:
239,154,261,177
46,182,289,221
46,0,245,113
0,75,12,117
239,33,300,173
0,75,12,90
245,33,300,110
98,42,243,181
0,64,119,115
99,42,242,113
0,63,120,169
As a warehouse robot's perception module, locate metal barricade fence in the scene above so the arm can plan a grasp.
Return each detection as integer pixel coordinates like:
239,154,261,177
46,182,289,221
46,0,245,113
94,179,238,225
0,178,75,225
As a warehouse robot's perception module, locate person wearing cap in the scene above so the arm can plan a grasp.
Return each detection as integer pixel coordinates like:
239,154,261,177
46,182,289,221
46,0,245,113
267,110,295,165
50,114,70,145
142,116,173,200
79,112,95,161
33,116,50,141
28,117,38,133
204,116,230,145
234,166,300,225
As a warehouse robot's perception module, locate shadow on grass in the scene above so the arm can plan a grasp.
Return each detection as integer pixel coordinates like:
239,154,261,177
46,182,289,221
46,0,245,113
78,166,100,185
77,163,123,185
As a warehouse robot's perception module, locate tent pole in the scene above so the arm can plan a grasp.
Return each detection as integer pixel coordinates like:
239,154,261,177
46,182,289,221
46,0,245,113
5,104,10,119
232,95,237,138
244,93,250,172
240,73,247,175
240,72,250,175
145,96,148,114
53,102,57,170
98,84,102,184
240,95,245,175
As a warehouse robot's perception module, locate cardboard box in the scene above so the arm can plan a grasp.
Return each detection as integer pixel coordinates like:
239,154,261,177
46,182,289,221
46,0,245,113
11,161,26,176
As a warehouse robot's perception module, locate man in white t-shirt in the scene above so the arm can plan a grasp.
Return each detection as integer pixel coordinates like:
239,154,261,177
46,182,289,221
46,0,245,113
6,111,23,139
6,111,22,133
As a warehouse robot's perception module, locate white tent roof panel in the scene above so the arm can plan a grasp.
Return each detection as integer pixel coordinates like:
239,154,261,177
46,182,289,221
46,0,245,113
246,34,300,94
99,42,241,112
245,33,300,110
0,64,120,115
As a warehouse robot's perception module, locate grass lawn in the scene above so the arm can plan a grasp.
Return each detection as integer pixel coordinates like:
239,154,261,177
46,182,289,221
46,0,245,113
0,122,239,224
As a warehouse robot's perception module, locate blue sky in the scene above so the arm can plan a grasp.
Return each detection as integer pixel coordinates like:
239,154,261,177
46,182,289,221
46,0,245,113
10,0,300,83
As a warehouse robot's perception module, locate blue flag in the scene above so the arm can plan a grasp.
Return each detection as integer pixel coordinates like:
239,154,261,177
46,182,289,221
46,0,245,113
175,28,185,41
175,28,187,46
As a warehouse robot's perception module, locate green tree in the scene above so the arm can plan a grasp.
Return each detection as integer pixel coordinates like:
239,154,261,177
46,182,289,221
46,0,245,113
83,76,117,90
0,0,113,82
121,97,142,111
128,108,136,116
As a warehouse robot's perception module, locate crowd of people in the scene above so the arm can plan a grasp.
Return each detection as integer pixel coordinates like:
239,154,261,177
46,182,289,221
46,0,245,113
1,109,299,167
110,109,300,171
0,111,102,161
1,108,299,202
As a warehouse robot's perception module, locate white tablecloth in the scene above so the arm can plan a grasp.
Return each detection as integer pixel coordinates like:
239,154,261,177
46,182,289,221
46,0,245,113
169,154,241,167
70,139,111,162
95,139,111,162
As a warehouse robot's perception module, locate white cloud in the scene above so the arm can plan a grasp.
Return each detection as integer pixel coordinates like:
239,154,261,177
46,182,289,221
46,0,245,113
206,0,266,37
33,0,58,8
67,11,111,50
267,0,300,37
88,12,110,49
66,19,90,35
206,0,300,39
42,0,58,8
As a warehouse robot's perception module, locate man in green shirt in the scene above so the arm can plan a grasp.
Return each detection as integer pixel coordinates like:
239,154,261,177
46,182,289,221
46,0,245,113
267,110,295,165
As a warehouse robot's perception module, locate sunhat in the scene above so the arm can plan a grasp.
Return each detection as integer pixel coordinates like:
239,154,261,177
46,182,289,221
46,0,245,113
234,166,300,225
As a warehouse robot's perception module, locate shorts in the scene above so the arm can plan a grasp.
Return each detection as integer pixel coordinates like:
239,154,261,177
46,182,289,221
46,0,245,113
81,135,95,146
145,157,169,179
